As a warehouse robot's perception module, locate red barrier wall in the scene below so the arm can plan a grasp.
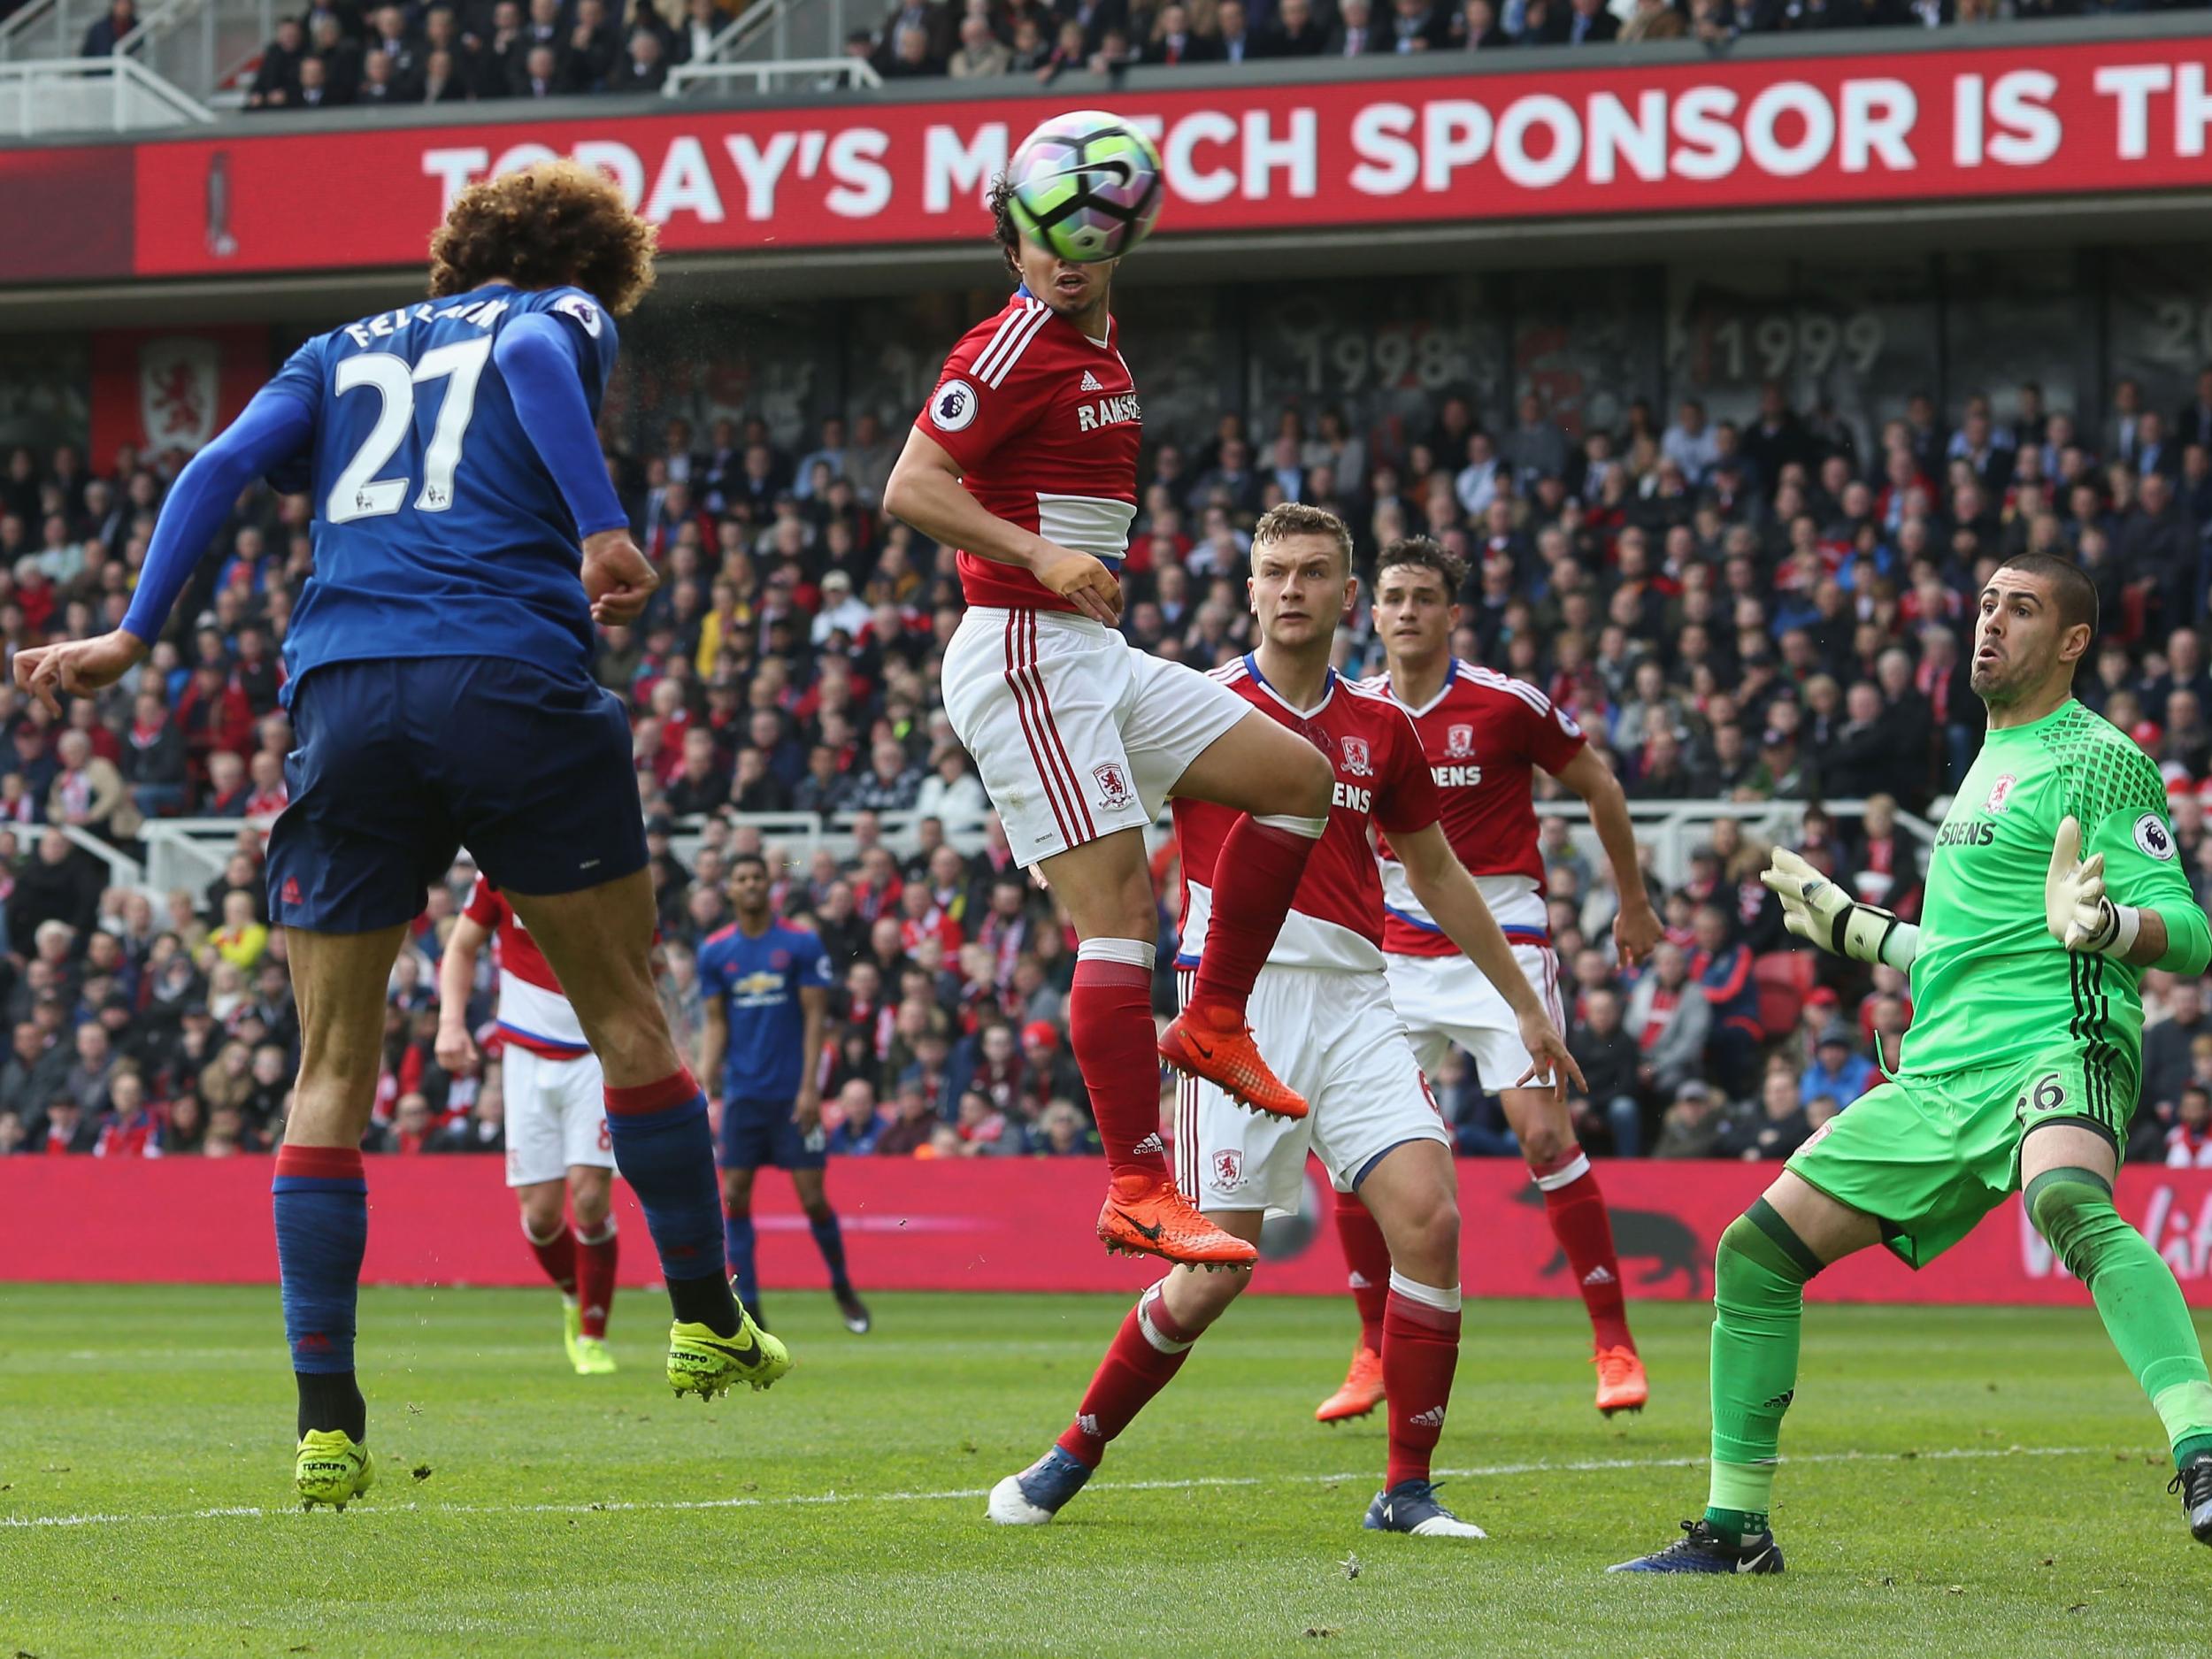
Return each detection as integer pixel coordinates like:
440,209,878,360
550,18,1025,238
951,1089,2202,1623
6,1157,2212,1305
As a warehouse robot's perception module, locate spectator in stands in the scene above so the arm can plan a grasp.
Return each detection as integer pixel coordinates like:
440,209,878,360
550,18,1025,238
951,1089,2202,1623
80,0,135,56
1650,1079,1725,1159
1722,1056,1815,1161
1626,940,1708,1100
949,11,1012,73
2168,1085,2212,1168
249,17,310,108
1800,1023,1874,1107
1567,984,1643,1156
1326,0,1386,52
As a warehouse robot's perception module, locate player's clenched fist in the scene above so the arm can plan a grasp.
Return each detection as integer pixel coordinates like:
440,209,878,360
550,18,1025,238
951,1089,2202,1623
1031,542,1123,626
14,627,148,717
580,528,658,626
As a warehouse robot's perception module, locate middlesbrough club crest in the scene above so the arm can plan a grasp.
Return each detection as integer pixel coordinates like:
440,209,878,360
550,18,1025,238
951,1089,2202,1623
1445,723,1475,758
1340,735,1371,777
1985,773,2017,814
1211,1148,1243,1189
1093,763,1132,810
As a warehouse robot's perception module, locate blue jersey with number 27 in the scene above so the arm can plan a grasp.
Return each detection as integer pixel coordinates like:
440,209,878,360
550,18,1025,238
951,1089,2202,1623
264,285,620,693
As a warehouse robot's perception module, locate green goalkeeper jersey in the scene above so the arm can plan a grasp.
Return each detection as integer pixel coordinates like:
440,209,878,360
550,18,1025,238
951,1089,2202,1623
1901,699,2210,1087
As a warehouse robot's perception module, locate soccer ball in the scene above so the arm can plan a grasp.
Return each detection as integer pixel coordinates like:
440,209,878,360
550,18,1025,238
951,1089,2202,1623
1005,110,1164,265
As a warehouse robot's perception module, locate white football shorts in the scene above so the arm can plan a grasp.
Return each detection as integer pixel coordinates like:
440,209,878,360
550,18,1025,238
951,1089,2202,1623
1384,945,1564,1093
1176,964,1450,1218
502,1042,615,1188
941,606,1248,868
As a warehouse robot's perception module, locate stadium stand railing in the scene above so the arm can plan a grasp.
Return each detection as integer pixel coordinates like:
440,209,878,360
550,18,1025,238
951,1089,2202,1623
0,53,211,133
661,0,851,87
663,54,879,96
129,797,1934,905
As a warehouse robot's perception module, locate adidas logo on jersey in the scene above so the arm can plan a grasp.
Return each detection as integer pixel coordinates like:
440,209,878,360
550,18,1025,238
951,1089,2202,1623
1409,1405,1447,1428
1079,370,1104,392
1583,1266,1616,1286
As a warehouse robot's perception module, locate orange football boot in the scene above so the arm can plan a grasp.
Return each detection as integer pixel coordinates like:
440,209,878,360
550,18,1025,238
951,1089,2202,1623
1315,1345,1386,1425
1097,1171,1257,1270
1157,1004,1308,1120
1594,1344,1649,1416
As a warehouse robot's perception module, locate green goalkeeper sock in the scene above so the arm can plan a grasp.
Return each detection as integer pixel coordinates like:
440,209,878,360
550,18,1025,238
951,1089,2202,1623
1704,1201,1823,1545
2026,1167,2212,1471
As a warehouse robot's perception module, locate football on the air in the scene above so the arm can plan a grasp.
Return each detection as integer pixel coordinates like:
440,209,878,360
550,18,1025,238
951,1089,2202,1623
1006,110,1165,265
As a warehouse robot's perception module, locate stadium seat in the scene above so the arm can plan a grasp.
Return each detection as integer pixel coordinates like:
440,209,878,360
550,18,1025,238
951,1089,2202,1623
1753,951,1815,1040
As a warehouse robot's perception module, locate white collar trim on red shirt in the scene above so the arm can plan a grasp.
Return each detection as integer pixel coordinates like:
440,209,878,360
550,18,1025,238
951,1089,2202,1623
1386,657,1461,718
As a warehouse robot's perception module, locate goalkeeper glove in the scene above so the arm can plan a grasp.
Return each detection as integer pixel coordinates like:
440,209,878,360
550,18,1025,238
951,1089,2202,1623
1761,847,1920,971
2045,815,2141,957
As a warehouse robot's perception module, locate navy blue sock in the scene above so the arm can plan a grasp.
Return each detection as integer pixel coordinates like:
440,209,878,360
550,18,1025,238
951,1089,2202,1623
273,1144,369,1442
808,1210,852,1294
605,1070,737,1336
725,1209,759,1309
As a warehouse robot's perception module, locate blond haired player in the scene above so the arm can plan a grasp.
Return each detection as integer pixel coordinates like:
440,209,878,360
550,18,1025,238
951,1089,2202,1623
988,504,1584,1539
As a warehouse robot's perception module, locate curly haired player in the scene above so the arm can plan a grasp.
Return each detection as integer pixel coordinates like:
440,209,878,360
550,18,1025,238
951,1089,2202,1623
17,161,787,1511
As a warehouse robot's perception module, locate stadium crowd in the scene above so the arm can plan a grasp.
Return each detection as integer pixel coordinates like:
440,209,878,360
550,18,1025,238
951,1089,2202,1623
126,0,2212,111
3,357,2212,1171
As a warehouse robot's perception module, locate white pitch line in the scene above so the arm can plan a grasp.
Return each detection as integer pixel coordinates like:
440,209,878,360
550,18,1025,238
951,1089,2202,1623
0,1444,2103,1531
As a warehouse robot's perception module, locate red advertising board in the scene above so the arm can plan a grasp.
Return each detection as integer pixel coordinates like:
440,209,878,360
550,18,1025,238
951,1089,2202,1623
6,1156,2212,1306
0,35,2203,288
116,37,2212,280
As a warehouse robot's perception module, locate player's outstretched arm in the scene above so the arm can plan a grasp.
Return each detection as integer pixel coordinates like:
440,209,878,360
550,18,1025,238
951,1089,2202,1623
1761,846,1920,971
17,386,312,715
1554,747,1662,966
883,429,1122,625
2046,814,2212,972
434,911,490,1077
1394,821,1586,1094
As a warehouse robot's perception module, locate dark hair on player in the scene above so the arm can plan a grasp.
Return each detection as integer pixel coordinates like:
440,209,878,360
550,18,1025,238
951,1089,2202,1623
728,851,770,879
1375,534,1467,597
987,173,1023,280
1252,502,1354,574
428,159,657,316
1995,550,2099,641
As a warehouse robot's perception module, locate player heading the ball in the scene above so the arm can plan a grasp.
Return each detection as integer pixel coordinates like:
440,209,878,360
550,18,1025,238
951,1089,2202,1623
886,111,1336,1271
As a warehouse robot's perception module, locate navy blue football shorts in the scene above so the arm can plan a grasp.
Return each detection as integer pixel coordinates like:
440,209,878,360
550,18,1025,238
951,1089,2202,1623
268,657,647,934
718,1097,828,1172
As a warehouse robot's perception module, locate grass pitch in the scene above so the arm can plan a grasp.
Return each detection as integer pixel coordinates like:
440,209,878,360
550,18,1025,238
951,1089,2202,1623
2,1285,2207,1657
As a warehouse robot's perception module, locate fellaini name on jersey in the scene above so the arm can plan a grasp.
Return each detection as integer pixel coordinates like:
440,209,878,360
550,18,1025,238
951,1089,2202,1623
1075,393,1142,434
341,296,510,349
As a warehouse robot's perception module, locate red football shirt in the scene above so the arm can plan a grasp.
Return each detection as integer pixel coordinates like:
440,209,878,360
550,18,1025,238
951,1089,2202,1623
916,291,1141,613
1371,659,1587,957
1174,656,1439,973
463,874,588,1058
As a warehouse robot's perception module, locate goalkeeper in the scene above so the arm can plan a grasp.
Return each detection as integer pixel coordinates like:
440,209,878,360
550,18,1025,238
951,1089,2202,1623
1614,553,2212,1575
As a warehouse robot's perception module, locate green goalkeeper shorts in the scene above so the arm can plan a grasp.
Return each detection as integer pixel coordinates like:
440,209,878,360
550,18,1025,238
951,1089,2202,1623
1785,1043,2134,1270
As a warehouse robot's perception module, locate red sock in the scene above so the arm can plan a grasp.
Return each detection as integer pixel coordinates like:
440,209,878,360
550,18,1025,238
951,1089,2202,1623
1533,1148,1632,1351
1056,1281,1202,1467
525,1217,577,1298
1382,1278,1463,1491
1070,943,1171,1180
574,1218,618,1340
1334,1190,1391,1354
1187,816,1322,1020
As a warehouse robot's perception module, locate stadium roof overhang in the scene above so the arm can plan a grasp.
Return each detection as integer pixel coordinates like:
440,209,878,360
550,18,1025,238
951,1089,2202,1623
2,14,2210,328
